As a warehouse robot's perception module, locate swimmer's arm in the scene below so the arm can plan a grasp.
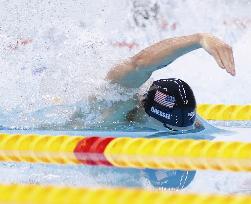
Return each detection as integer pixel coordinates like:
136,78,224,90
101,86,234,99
106,33,235,88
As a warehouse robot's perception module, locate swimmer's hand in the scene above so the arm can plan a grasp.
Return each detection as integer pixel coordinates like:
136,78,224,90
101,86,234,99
200,33,235,76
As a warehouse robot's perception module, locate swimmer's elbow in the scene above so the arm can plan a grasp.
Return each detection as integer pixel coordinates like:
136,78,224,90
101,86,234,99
106,56,154,88
105,58,137,83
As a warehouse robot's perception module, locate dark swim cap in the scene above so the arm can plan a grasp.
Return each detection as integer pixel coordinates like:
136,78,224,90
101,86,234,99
143,78,196,130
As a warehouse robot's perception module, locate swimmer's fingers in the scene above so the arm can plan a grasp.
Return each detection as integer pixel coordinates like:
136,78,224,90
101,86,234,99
211,49,225,69
224,46,236,76
218,46,236,76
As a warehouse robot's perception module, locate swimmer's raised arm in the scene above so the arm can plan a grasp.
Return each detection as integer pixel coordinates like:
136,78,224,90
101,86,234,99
106,33,235,88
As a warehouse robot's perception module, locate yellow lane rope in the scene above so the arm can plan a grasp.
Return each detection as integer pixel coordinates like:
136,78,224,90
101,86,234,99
197,104,251,120
104,138,251,171
1,133,251,172
0,133,83,164
0,184,250,204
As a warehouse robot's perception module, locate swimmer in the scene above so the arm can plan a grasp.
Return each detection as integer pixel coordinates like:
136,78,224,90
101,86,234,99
69,33,235,190
102,33,235,132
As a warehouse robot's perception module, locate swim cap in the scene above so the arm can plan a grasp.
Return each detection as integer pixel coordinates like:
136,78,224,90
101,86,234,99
143,78,196,130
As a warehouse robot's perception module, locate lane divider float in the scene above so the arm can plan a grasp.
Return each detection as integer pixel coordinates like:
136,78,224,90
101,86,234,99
0,184,251,204
0,133,83,164
197,104,251,120
74,136,114,165
1,133,251,172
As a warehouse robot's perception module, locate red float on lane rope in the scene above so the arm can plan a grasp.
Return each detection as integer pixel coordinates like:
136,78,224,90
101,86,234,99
74,137,115,166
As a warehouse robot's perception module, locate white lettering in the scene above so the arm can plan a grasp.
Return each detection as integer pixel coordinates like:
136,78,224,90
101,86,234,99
188,111,195,119
151,107,170,120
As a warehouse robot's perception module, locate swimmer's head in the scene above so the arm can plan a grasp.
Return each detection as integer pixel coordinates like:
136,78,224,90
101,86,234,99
142,78,196,131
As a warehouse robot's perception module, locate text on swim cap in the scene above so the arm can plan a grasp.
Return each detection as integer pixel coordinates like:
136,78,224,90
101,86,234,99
188,111,195,120
151,106,171,120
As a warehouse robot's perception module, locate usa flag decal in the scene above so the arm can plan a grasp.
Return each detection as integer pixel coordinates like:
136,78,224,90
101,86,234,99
154,90,176,108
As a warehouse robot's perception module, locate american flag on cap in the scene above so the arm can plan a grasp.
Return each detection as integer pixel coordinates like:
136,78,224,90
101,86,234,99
154,90,176,108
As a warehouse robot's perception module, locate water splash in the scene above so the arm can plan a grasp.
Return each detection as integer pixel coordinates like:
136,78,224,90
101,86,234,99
0,0,251,125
